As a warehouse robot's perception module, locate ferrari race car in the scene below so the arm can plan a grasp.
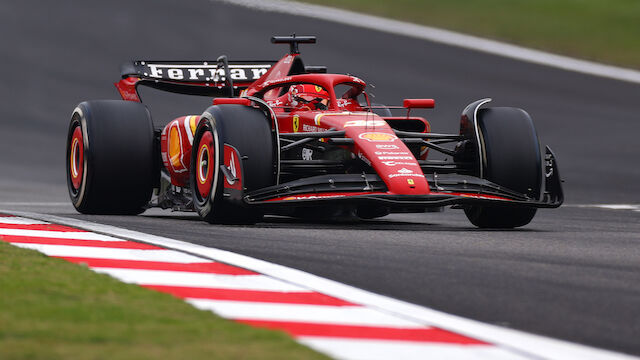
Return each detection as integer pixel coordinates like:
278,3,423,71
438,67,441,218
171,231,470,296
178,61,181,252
66,35,563,228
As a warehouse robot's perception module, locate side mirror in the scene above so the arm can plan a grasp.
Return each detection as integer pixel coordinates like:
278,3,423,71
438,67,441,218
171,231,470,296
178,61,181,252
403,99,435,109
213,98,252,106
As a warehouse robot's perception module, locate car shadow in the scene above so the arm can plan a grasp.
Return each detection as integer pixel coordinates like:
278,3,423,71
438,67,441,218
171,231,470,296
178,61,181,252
253,216,543,233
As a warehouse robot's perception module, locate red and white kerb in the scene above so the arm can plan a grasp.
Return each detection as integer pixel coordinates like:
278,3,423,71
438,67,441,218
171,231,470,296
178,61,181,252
0,214,560,359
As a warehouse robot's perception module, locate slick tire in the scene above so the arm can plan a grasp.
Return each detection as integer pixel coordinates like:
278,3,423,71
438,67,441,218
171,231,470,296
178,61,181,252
66,100,155,214
190,104,275,224
464,107,542,228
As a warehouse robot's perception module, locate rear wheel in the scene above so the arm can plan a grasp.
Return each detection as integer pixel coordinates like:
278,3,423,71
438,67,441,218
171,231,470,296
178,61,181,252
464,107,542,228
190,104,275,224
66,100,155,214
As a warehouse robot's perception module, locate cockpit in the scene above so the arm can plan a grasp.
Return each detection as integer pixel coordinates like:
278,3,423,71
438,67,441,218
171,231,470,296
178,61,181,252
256,74,368,113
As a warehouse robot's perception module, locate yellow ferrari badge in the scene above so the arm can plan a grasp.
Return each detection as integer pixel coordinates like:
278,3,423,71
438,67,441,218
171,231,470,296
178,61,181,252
293,115,300,132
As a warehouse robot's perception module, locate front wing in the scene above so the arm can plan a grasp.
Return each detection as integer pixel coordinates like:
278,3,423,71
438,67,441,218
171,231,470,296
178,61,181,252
244,148,563,210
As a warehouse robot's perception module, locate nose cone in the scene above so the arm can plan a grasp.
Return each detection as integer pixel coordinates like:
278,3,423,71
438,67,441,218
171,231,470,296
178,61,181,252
339,117,429,195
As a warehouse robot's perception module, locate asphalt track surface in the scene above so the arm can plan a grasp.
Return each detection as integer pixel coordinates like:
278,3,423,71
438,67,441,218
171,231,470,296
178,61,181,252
1,0,639,356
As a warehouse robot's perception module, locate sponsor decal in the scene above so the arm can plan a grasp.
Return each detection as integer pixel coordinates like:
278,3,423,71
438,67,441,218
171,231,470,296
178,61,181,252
381,161,417,166
457,193,509,201
375,144,400,150
302,148,313,160
359,132,398,142
261,76,293,88
374,151,410,155
140,62,271,82
388,173,423,179
283,194,347,201
378,156,413,160
336,99,352,108
267,99,283,107
302,124,320,132
407,179,415,185
387,167,422,179
344,120,387,127
293,115,300,133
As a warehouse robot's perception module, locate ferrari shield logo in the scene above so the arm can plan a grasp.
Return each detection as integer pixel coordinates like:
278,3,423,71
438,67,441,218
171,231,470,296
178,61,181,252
293,115,300,133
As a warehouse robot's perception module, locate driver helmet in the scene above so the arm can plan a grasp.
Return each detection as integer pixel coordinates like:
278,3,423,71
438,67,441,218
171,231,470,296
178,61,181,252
288,84,329,110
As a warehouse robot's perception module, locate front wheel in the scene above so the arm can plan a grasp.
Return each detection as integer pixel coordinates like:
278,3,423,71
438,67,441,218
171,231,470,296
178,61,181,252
464,107,542,228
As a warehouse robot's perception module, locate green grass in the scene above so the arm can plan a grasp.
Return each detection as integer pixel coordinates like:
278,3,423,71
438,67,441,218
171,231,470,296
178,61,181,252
0,241,329,360
299,0,640,69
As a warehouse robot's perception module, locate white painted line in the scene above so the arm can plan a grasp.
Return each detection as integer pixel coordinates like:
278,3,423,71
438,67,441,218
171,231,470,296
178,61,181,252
9,243,207,263
0,202,71,206
0,228,124,241
6,211,636,360
597,205,639,210
569,204,640,211
215,0,640,84
187,299,425,328
92,268,308,292
0,216,49,225
298,337,528,360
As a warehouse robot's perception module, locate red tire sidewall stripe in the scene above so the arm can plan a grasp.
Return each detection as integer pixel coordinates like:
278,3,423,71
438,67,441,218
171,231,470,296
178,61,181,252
196,131,214,199
69,126,84,190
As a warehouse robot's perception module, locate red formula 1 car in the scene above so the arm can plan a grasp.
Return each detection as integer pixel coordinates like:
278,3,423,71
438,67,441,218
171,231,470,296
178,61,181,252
66,35,563,228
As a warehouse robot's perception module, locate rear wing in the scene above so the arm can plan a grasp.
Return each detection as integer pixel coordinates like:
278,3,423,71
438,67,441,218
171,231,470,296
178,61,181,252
115,59,276,101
